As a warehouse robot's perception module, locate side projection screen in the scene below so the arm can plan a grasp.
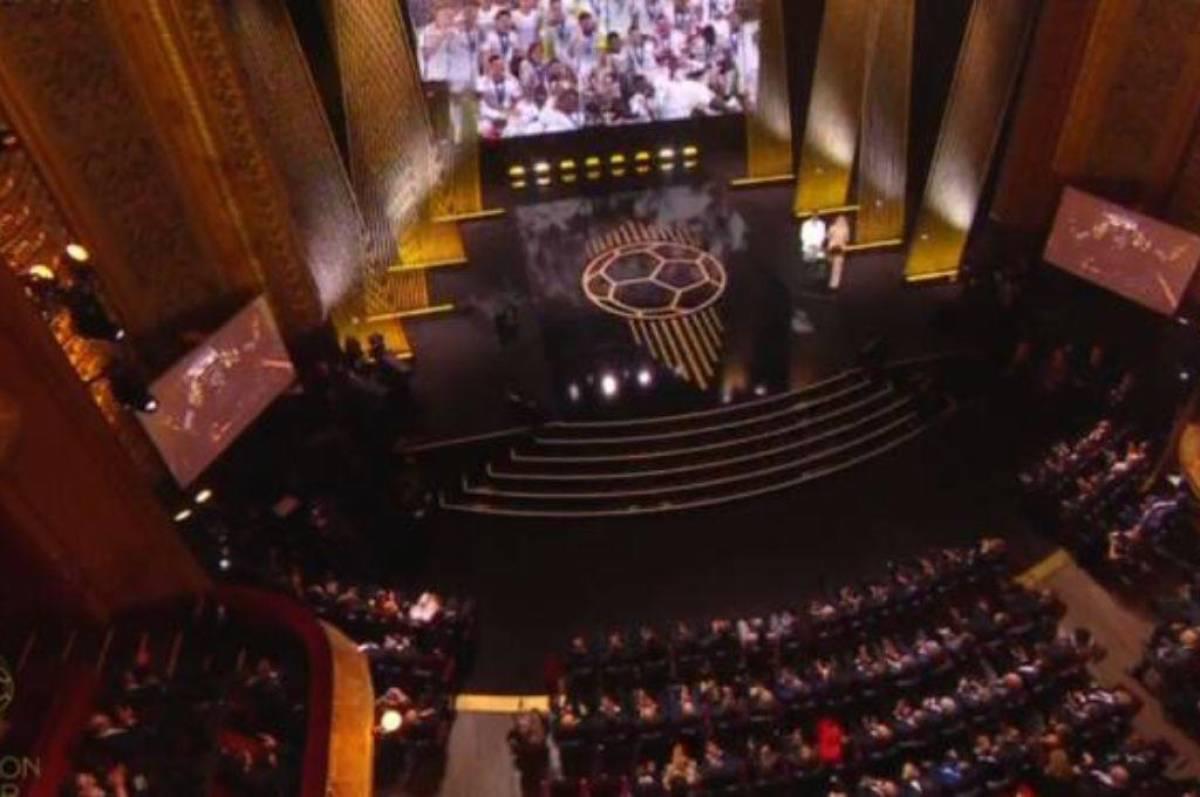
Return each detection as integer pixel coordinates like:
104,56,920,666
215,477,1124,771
1044,187,1200,316
139,297,296,487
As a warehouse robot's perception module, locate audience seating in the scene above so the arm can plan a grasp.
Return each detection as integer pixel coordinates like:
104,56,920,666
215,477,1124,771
511,541,1185,796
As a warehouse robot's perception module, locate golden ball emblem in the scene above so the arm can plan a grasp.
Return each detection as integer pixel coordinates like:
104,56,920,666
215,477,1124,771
582,239,727,321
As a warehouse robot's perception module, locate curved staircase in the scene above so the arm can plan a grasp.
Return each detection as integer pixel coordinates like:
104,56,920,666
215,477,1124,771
440,370,938,517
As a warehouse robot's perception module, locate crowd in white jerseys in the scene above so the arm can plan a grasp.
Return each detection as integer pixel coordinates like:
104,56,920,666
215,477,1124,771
414,0,761,138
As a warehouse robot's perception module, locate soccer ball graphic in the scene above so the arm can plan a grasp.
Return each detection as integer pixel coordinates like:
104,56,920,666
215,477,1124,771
581,240,727,321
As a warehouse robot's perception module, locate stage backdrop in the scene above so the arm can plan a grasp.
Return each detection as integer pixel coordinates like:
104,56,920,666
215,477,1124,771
408,0,761,139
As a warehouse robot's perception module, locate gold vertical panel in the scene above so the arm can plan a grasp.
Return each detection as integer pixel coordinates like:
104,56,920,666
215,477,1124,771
322,0,438,276
793,0,871,215
905,0,1038,281
223,0,370,315
745,0,794,180
856,0,914,244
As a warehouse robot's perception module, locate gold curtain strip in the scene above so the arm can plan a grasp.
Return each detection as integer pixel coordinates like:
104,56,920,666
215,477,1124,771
904,0,1038,281
856,0,914,244
744,0,794,180
793,0,871,215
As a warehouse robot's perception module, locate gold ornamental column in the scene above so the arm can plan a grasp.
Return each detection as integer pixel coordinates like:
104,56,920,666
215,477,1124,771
102,0,328,344
222,0,370,317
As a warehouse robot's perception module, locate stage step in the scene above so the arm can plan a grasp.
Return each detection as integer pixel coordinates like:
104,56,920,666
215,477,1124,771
439,373,940,517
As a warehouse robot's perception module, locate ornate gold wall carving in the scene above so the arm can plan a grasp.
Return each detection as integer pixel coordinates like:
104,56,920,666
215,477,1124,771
855,0,914,243
793,0,870,215
222,0,369,316
905,0,1038,280
744,0,794,180
0,2,234,362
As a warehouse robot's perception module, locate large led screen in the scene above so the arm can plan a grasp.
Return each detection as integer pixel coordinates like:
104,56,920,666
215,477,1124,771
1044,187,1200,316
411,0,760,138
139,297,296,486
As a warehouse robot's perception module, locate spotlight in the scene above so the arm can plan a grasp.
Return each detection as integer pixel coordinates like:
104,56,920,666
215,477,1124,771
754,384,768,397
567,382,581,402
635,151,652,163
173,508,194,523
609,153,626,166
659,162,675,173
562,173,578,184
533,161,551,175
380,709,403,734
218,557,232,572
585,155,602,169
611,168,627,178
194,488,214,505
559,159,577,172
636,165,651,176
658,147,676,161
600,372,619,399
512,180,528,189
586,170,602,181
637,368,653,387
26,264,55,282
682,145,699,158
536,176,551,186
65,243,90,263
507,165,527,178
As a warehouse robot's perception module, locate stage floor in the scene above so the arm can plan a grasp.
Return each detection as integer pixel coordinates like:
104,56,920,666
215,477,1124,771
401,181,964,446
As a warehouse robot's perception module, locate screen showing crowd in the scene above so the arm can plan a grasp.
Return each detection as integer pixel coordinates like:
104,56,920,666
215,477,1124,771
411,0,761,138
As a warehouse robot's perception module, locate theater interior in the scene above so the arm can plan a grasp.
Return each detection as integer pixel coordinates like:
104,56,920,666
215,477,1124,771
4,1,1200,795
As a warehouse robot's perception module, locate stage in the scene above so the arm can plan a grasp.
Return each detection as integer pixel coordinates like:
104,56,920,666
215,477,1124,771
398,180,965,447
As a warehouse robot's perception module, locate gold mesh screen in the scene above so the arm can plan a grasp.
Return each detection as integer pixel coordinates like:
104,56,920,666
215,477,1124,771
855,0,913,244
793,0,870,215
745,0,794,180
224,0,368,314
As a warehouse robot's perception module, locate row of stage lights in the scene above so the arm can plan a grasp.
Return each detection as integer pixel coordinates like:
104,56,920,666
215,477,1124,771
567,366,656,403
508,145,700,189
